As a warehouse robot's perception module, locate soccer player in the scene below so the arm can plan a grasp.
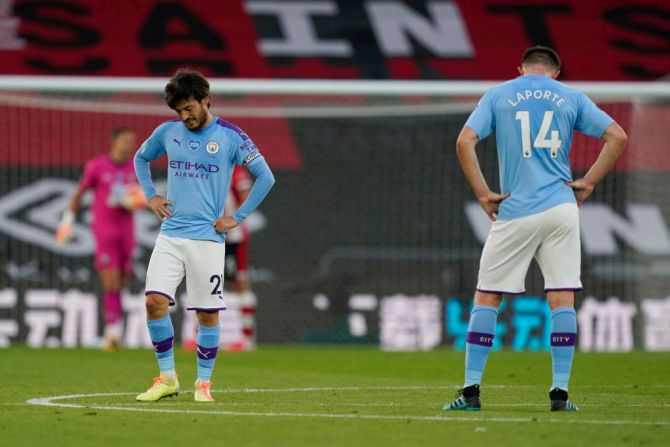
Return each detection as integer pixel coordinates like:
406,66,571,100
56,127,145,351
133,68,275,402
444,46,627,412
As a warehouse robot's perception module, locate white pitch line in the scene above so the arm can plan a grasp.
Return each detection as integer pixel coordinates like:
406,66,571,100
218,385,464,392
124,402,670,408
11,401,669,409
24,390,670,426
211,384,670,392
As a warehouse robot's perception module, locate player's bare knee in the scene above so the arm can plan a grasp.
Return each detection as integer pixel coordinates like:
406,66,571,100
547,291,574,310
474,291,503,308
103,281,122,293
145,293,170,316
196,310,219,327
110,277,123,292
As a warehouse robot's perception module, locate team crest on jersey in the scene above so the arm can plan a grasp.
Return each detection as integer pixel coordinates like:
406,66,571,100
206,141,219,154
188,140,201,151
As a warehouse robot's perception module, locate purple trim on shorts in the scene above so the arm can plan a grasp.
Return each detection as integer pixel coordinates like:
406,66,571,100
466,331,494,347
152,336,174,353
186,307,227,312
476,288,526,296
196,345,219,360
550,333,576,347
145,291,176,306
545,287,583,292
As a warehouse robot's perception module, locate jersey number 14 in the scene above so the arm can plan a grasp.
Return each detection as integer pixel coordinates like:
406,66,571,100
515,110,562,158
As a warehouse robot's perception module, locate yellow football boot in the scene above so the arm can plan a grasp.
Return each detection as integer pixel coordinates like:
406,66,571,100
194,379,214,402
136,374,180,402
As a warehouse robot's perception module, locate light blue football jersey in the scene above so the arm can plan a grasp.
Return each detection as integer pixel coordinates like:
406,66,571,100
135,117,265,242
465,74,613,220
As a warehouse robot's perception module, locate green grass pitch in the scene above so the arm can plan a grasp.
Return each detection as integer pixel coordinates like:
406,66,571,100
1,346,668,447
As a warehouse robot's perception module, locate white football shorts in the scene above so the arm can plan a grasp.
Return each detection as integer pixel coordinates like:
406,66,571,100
145,234,227,311
476,202,582,294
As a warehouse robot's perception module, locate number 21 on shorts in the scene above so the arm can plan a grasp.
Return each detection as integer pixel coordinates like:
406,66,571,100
515,110,562,158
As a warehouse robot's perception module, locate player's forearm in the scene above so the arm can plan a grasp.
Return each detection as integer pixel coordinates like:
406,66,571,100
133,150,158,201
56,187,83,244
583,122,628,187
67,187,85,215
232,157,275,223
457,138,491,199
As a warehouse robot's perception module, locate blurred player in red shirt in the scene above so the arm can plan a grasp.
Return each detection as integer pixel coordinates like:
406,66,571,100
181,165,258,352
224,165,257,351
56,127,146,350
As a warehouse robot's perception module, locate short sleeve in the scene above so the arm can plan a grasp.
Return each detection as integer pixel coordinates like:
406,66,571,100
464,90,496,140
231,129,262,167
79,159,97,190
575,94,614,138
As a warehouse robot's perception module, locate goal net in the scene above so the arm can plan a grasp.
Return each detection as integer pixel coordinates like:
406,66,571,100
0,77,668,350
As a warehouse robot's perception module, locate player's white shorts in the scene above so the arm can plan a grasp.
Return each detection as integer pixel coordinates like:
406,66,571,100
477,202,582,295
145,234,226,311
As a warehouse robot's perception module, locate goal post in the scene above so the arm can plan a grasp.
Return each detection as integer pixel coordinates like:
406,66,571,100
0,75,667,96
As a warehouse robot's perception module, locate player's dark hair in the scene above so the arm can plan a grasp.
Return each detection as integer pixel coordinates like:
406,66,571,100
164,68,210,110
521,46,561,71
110,126,134,142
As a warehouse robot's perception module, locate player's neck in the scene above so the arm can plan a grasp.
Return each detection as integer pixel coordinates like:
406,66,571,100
521,67,555,78
201,112,215,129
108,151,128,164
188,112,216,132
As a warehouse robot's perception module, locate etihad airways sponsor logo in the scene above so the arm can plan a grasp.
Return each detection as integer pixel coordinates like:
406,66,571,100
169,160,220,172
169,160,220,179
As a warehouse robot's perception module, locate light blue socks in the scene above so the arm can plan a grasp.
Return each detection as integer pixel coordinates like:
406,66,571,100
464,305,498,386
147,315,175,375
196,324,221,381
550,307,577,390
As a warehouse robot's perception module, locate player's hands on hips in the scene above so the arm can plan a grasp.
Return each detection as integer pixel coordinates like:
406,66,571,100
565,178,594,206
479,191,510,221
148,195,173,221
213,215,238,233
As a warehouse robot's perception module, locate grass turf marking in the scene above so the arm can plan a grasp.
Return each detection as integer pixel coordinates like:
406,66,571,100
24,387,670,426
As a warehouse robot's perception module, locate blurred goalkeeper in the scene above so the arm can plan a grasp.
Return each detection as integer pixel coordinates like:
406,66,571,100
56,127,146,351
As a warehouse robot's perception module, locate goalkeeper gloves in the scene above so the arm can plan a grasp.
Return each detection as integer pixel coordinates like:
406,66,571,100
55,210,75,245
120,184,148,211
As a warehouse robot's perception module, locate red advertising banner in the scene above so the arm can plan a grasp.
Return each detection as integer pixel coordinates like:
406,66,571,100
0,0,668,80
